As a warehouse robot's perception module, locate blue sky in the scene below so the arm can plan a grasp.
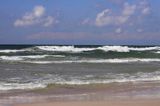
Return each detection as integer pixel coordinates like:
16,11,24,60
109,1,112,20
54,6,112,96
0,0,160,45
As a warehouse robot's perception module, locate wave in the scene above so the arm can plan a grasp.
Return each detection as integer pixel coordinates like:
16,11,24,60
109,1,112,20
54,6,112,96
1,53,160,64
37,46,96,52
0,46,159,54
0,56,23,61
129,46,160,51
53,71,160,85
0,82,46,91
98,46,160,52
0,55,65,61
155,51,160,54
36,46,160,53
0,49,28,53
23,58,160,64
1,71,160,90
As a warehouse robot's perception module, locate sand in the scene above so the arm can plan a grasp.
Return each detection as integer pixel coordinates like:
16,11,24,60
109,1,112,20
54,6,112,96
15,99,160,106
8,82,160,106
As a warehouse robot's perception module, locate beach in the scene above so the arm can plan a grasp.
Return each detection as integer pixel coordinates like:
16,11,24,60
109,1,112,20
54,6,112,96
13,82,160,106
3,82,160,106
15,99,160,106
1,0,160,105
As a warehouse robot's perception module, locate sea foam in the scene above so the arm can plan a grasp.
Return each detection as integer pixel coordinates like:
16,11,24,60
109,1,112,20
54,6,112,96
0,55,65,61
23,58,160,64
1,71,160,91
0,49,27,53
37,46,160,53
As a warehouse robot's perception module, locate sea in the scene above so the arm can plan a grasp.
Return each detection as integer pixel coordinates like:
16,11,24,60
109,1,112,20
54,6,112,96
0,45,160,91
0,45,160,105
0,45,160,92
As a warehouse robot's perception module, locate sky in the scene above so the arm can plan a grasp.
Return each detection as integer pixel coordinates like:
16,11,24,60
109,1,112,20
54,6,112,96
0,0,160,45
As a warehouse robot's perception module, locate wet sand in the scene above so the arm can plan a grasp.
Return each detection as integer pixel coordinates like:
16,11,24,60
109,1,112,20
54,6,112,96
15,99,160,106
0,82,160,106
11,82,160,106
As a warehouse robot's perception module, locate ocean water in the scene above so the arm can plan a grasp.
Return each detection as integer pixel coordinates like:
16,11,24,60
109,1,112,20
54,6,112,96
0,45,160,91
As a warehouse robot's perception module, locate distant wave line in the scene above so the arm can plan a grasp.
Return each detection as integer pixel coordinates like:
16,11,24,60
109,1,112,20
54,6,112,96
23,58,160,64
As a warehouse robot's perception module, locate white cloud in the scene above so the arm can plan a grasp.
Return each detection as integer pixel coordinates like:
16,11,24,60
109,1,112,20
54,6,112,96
95,2,136,27
95,9,112,26
14,5,57,27
43,16,58,27
115,28,122,33
139,1,151,15
141,7,150,15
122,3,136,16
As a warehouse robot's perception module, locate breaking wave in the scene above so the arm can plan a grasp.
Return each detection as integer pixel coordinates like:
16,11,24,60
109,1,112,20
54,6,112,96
36,46,160,53
1,71,160,91
0,55,65,61
0,49,27,53
23,58,160,64
155,51,160,54
0,46,159,54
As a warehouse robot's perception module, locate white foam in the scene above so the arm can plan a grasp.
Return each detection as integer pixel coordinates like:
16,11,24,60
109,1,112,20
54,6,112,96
98,46,160,52
21,55,65,59
46,71,160,85
20,55,49,59
0,56,23,61
0,49,27,53
97,46,130,52
24,58,160,64
129,47,160,51
26,61,53,64
0,55,64,61
0,46,159,54
155,51,160,54
37,46,95,53
0,82,46,91
1,71,160,91
37,46,160,53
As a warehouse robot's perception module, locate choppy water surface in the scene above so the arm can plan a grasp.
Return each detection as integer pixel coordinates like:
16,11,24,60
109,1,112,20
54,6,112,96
0,45,160,91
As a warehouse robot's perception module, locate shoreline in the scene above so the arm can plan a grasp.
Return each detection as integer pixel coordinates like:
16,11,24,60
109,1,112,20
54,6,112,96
1,82,160,106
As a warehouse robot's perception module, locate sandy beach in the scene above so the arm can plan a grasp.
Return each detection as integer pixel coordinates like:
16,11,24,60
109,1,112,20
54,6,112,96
0,82,159,106
15,99,160,106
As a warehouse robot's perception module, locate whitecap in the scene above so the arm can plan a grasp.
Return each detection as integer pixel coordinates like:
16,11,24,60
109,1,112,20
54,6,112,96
97,46,130,52
0,82,46,91
0,55,64,61
23,58,160,64
155,51,160,54
37,46,96,53
36,46,160,53
0,49,27,53
0,56,23,61
1,71,160,91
